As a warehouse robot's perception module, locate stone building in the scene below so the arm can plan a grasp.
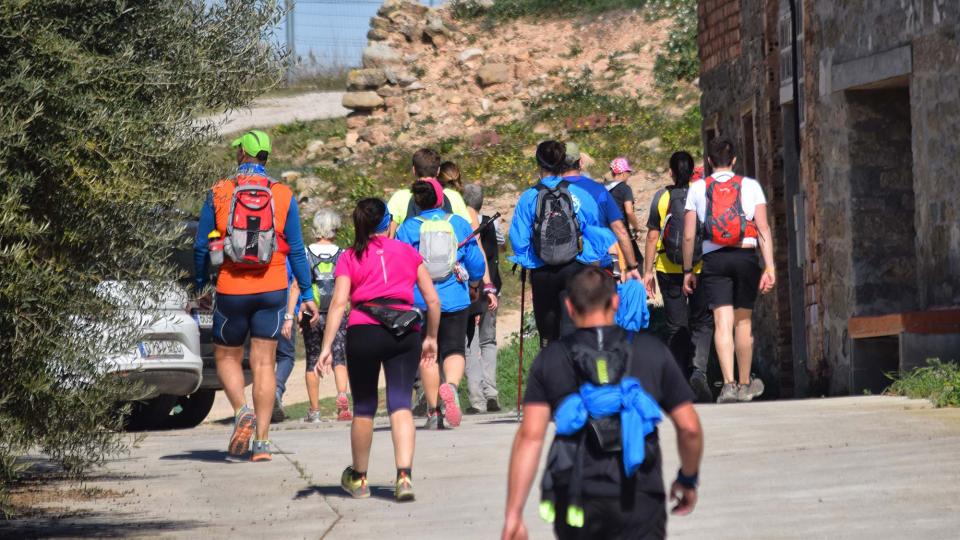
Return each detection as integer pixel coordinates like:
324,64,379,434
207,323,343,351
696,0,960,397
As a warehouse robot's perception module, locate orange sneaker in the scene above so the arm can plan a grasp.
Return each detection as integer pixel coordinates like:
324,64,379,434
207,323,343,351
228,406,256,456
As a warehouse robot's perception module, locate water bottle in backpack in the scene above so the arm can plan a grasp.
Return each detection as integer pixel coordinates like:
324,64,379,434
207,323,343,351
223,175,278,267
533,180,582,266
416,214,458,281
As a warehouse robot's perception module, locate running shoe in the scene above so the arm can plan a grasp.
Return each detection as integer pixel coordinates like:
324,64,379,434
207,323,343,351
304,409,323,423
271,395,286,424
738,378,765,402
423,410,441,430
395,472,415,502
465,405,481,415
336,393,353,421
486,398,501,413
251,439,272,462
438,383,462,428
340,466,371,499
717,383,739,404
228,405,256,456
689,370,713,403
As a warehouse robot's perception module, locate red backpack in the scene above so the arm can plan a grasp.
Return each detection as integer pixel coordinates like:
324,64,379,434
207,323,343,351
222,174,284,267
703,175,757,246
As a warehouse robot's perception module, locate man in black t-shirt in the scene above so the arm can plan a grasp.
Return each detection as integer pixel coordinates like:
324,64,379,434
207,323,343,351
502,267,703,540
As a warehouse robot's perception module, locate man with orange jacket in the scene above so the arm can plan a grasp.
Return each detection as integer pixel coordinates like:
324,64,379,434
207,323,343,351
194,130,318,461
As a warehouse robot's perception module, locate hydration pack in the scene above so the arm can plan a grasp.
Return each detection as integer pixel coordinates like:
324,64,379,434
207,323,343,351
308,246,342,313
416,214,458,281
703,175,757,246
222,175,279,267
533,181,582,266
660,187,702,265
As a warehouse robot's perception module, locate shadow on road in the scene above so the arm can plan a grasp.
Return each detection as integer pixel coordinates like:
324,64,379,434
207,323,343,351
158,450,242,463
295,484,396,502
0,516,203,538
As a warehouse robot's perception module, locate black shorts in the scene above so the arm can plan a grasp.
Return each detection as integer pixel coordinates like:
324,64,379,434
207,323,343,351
553,491,666,540
700,247,763,310
435,308,469,361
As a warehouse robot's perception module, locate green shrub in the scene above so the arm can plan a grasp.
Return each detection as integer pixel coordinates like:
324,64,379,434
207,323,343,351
0,0,282,513
451,0,650,21
887,359,960,408
496,315,541,411
649,0,700,88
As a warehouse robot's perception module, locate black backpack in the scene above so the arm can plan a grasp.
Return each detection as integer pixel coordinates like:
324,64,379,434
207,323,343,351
405,192,453,223
660,187,702,265
307,246,342,313
532,181,582,266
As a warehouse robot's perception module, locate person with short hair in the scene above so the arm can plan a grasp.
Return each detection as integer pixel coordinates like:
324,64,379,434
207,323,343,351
194,130,318,462
462,183,503,413
300,208,351,423
682,138,776,403
642,151,714,403
502,267,703,540
317,198,441,502
386,149,472,234
560,143,642,279
396,179,488,429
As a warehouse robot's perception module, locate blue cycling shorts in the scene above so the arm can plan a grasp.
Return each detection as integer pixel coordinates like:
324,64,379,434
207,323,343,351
213,289,287,346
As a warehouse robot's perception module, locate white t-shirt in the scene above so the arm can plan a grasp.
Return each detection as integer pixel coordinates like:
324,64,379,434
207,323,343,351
684,171,767,254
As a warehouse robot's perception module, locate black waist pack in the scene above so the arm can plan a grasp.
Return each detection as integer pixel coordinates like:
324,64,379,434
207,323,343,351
355,297,423,337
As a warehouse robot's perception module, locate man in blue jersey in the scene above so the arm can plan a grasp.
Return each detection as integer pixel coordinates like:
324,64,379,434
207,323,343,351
397,178,488,429
561,142,643,277
509,140,619,347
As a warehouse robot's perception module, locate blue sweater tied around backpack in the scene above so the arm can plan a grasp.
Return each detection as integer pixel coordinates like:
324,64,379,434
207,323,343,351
554,377,662,476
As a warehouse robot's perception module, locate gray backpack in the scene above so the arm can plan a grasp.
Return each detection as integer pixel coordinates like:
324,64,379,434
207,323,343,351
223,175,278,267
533,181,582,266
415,214,459,281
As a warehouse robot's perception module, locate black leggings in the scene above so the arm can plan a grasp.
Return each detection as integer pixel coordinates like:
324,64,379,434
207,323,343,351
345,325,422,418
530,261,586,346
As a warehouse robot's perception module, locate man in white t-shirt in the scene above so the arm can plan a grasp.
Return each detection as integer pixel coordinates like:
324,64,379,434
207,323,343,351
680,138,776,404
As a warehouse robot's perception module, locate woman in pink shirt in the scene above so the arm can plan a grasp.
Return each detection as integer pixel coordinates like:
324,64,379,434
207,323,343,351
317,198,440,502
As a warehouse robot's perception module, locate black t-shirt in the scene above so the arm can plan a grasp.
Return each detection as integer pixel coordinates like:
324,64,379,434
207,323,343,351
479,215,502,292
607,182,635,231
524,326,694,497
646,188,667,232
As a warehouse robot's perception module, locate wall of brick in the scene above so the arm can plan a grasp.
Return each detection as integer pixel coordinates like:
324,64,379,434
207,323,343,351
698,0,743,72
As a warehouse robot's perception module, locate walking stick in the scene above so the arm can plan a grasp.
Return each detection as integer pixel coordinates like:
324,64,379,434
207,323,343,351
516,266,527,422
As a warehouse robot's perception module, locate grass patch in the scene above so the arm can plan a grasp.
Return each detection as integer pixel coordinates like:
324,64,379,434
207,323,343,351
886,359,960,408
493,315,541,410
282,389,388,421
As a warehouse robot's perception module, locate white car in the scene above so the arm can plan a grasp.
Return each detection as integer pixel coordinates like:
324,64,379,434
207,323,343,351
99,281,204,431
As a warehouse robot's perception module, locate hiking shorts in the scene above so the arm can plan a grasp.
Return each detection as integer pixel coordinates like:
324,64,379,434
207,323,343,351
700,247,763,310
300,314,347,371
213,289,287,347
435,308,469,361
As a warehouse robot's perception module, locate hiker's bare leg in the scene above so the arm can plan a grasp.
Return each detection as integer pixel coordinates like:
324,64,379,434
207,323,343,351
249,337,278,440
734,308,754,385
713,305,735,384
215,345,246,413
421,363,440,409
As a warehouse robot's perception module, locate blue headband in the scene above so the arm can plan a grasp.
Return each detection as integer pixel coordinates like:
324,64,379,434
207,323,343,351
375,209,392,233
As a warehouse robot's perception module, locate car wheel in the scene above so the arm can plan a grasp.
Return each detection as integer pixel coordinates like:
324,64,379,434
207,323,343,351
165,389,216,430
124,395,178,432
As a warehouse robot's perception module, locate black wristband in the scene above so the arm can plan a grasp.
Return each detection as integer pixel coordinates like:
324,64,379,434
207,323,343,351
627,264,639,271
676,469,699,489
682,268,694,274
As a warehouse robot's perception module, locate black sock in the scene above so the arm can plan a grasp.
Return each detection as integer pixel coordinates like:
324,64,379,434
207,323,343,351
350,468,366,481
397,468,412,480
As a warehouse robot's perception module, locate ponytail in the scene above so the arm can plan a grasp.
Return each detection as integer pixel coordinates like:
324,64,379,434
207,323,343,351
669,151,695,187
352,198,386,258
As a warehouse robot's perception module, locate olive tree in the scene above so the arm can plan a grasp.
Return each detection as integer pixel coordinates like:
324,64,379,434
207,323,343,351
0,0,283,510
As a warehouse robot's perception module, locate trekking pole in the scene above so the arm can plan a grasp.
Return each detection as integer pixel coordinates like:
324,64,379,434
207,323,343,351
516,266,527,422
458,212,502,249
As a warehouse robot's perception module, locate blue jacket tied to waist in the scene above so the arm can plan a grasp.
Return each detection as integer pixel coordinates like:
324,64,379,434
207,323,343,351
554,377,663,476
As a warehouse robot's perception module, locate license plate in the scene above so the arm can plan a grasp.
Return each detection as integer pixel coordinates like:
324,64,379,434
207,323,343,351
192,310,214,328
138,340,183,359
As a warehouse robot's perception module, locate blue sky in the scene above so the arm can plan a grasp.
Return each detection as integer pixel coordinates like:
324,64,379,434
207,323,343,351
279,0,443,68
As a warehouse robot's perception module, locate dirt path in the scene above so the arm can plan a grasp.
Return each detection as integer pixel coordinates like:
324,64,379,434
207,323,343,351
202,91,348,135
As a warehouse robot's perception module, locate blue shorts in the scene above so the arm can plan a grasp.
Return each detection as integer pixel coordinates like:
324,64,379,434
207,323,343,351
213,290,287,347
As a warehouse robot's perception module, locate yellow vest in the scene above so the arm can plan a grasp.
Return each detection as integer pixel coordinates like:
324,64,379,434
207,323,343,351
654,189,703,275
387,188,471,224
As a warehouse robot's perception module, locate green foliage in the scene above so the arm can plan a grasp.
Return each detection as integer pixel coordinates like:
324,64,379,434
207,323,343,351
451,0,649,21
495,316,541,411
887,359,960,408
648,0,700,88
0,0,282,509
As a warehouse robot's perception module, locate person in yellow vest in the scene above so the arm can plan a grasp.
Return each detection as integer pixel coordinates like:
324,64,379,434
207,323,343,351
386,149,473,236
641,151,713,403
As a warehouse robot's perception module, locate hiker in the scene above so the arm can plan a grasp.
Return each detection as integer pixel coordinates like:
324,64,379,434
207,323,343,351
508,140,616,347
642,151,714,403
272,260,301,423
193,130,318,462
396,178,489,429
502,267,703,540
300,208,351,423
463,183,503,414
682,138,776,403
316,198,441,502
605,157,645,267
560,143,642,279
386,149,472,236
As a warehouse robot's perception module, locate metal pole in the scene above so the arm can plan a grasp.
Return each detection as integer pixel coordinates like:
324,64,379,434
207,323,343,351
285,0,296,86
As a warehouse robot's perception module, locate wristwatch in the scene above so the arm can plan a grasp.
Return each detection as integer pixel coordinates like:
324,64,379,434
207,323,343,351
676,469,699,489
627,264,639,271
683,268,694,274
283,313,294,321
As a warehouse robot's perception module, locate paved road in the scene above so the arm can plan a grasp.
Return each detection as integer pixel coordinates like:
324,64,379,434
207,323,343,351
202,91,348,135
5,397,960,538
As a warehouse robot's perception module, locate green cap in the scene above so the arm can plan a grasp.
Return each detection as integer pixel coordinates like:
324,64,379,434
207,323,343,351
564,142,581,168
231,130,272,158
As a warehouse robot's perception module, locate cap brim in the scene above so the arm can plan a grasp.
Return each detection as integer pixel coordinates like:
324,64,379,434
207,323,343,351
231,138,243,148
